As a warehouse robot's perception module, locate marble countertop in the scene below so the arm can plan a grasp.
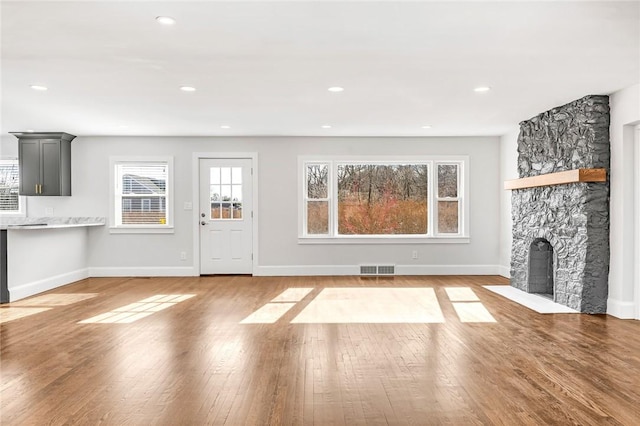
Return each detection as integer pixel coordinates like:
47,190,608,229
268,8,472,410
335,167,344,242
0,217,106,230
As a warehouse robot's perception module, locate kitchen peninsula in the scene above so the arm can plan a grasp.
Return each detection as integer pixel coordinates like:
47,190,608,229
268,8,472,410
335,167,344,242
0,217,105,303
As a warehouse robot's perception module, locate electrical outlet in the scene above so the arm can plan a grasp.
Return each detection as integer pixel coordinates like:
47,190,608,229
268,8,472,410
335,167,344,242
45,207,54,216
412,250,418,260
180,251,187,261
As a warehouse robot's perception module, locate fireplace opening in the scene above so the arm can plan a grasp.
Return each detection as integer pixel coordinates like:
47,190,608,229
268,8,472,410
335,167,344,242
528,238,554,299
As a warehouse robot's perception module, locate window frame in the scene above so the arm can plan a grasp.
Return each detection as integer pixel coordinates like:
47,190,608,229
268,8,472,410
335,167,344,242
303,162,332,236
110,156,174,234
434,162,464,236
298,155,469,244
0,158,26,217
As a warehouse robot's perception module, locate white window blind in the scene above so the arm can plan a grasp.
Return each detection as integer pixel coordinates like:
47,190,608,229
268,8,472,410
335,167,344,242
114,162,170,226
0,160,21,214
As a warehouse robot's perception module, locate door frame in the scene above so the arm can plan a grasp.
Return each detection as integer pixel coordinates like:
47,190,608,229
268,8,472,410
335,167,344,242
635,126,640,319
192,152,259,275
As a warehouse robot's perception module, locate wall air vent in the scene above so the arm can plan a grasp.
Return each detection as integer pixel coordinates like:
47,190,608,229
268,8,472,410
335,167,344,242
359,265,395,276
360,265,378,275
377,265,395,275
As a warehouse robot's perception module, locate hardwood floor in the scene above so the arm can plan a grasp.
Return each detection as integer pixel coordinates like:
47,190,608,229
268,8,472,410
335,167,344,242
2,275,640,425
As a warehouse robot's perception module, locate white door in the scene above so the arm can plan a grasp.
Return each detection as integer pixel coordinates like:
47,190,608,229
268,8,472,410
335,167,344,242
199,158,253,274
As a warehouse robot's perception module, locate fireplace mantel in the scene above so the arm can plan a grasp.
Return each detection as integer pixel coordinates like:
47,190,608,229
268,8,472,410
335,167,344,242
504,168,606,190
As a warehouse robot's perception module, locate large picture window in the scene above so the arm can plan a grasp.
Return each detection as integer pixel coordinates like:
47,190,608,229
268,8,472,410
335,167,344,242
111,157,173,233
301,157,467,241
0,159,25,216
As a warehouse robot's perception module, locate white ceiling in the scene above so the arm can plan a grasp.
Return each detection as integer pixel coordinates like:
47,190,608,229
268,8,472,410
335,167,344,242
1,1,638,138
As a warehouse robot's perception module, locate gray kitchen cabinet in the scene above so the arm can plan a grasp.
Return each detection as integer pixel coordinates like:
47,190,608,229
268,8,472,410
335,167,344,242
10,132,76,196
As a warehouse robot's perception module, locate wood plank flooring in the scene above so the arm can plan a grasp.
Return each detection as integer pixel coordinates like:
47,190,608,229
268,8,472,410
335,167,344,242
2,275,640,425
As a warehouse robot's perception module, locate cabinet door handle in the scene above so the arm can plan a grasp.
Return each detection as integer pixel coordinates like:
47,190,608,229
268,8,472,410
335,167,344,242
36,184,39,194
39,184,43,194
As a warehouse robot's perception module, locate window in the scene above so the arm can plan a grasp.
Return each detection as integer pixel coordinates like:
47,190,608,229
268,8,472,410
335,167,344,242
111,157,173,233
304,164,329,234
209,167,243,220
436,164,461,234
300,157,468,242
0,159,25,216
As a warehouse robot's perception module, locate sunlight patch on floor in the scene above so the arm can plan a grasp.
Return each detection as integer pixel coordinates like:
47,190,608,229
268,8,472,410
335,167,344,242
444,287,479,302
240,302,296,324
0,307,52,324
79,294,195,324
452,302,496,323
11,293,99,307
270,287,314,302
291,288,444,324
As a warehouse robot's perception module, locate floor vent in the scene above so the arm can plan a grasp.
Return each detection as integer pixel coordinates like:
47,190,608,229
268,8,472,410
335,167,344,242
360,265,395,276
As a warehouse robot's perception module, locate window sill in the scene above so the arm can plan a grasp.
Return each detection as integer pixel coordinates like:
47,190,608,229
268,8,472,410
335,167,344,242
298,236,470,245
0,213,27,218
109,226,174,234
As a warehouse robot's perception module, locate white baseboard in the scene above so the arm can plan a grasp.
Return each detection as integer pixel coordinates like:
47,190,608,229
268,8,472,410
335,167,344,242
88,266,197,277
254,265,357,276
9,268,90,302
7,264,505,299
607,298,636,319
254,264,502,277
497,265,510,279
397,264,502,275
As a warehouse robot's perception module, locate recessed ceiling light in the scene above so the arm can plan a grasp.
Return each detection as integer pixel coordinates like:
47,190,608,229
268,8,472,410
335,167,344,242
30,85,48,91
25,129,35,133
474,86,491,93
321,125,332,129
156,16,176,25
220,125,231,129
328,87,344,93
421,125,432,129
180,86,196,92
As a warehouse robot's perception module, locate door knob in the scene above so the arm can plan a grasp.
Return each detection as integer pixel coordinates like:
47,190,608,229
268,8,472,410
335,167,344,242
201,221,206,226
201,213,205,217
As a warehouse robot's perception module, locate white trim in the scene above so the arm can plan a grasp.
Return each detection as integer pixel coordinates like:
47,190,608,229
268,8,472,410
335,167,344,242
9,268,89,302
635,125,640,319
397,264,501,275
254,264,502,277
88,266,197,277
298,236,470,244
607,298,636,319
192,152,259,276
255,265,357,276
497,265,510,278
109,226,174,234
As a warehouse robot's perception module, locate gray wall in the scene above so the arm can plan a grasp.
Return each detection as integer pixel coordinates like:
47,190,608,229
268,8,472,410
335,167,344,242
4,135,502,274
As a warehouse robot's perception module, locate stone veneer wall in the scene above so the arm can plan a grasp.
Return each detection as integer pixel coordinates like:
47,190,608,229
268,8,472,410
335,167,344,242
510,95,610,313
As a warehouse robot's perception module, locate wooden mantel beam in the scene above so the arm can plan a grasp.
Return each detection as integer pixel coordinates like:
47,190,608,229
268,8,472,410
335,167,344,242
504,168,607,190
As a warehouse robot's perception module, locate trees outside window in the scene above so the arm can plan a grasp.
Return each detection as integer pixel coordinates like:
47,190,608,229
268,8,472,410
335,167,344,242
301,158,466,239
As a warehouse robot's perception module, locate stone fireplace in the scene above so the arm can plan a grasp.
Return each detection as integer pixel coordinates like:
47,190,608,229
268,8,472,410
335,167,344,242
510,95,610,313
